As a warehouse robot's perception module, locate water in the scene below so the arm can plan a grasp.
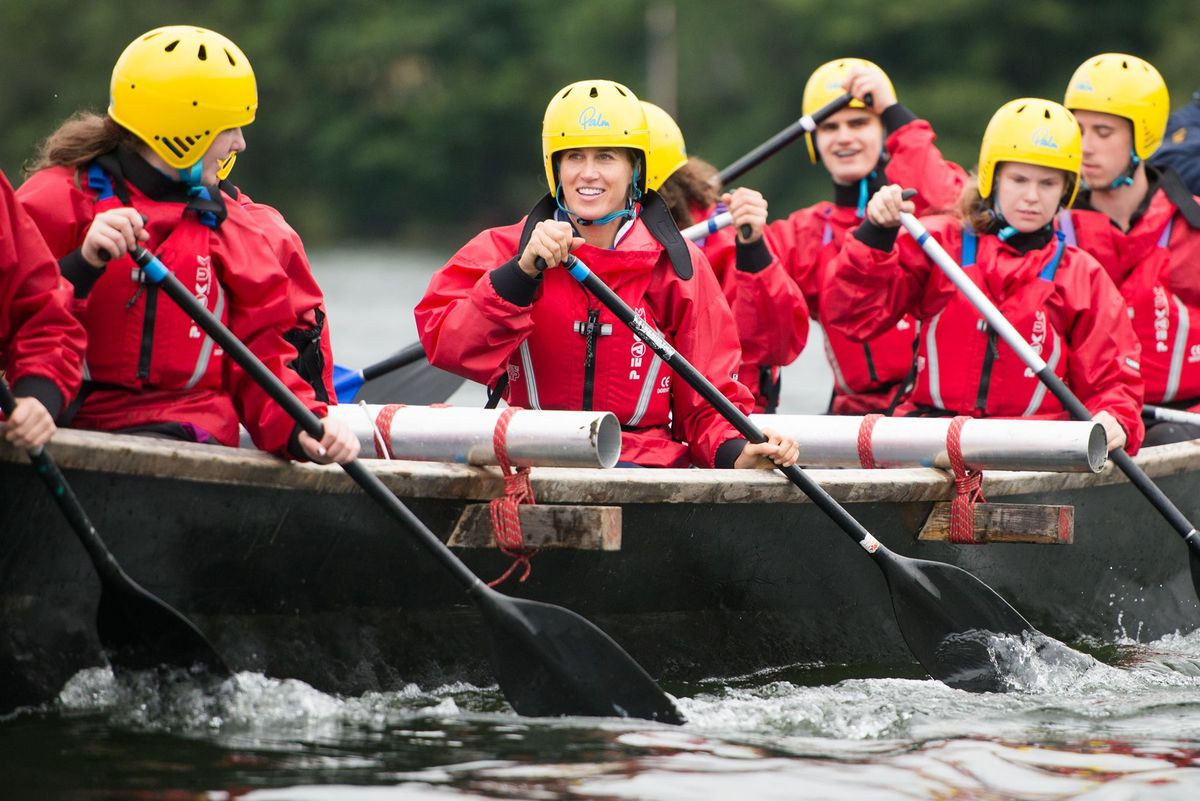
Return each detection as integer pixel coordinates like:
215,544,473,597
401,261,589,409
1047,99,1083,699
5,248,1200,799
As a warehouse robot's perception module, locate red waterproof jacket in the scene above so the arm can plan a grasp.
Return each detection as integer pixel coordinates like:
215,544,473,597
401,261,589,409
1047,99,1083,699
226,185,335,402
765,116,968,414
0,170,85,417
17,155,326,456
691,201,809,411
415,211,753,468
1061,184,1200,410
824,215,1145,453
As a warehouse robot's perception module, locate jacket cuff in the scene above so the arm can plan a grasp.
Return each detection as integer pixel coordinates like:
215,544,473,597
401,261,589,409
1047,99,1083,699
489,258,541,306
881,103,918,136
715,437,748,469
735,238,773,273
60,250,103,298
854,220,900,252
11,376,64,421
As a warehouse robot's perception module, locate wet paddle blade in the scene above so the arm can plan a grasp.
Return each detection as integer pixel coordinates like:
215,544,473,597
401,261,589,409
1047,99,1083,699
97,573,230,679
353,359,466,405
875,548,1037,692
476,589,683,724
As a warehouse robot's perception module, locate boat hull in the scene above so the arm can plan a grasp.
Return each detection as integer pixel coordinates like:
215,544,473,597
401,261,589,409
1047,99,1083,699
3,431,1198,712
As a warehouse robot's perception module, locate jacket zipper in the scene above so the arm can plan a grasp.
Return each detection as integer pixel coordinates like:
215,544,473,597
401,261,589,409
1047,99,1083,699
582,307,600,410
974,325,999,413
137,284,158,380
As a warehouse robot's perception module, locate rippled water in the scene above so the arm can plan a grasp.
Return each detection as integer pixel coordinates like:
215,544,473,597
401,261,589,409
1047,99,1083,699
5,630,1200,799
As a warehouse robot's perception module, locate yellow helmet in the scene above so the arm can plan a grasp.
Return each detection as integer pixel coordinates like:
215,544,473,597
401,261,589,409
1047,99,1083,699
978,98,1082,208
109,26,257,170
640,102,688,191
1064,53,1169,160
802,58,894,163
541,80,649,196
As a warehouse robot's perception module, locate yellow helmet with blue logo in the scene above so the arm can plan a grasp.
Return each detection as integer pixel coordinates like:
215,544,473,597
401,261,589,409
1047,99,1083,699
109,26,257,170
802,58,895,164
978,98,1082,207
541,80,649,196
1064,53,1169,160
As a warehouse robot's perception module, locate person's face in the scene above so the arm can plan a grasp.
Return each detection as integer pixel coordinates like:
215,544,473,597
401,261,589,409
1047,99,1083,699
994,162,1068,233
1073,109,1134,189
814,108,884,184
557,147,635,219
200,128,246,185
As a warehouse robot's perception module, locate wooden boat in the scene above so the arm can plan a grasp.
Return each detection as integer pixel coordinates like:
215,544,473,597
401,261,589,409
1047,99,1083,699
3,428,1199,714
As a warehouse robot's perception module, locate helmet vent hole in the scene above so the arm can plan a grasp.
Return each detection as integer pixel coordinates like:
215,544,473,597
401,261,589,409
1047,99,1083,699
561,88,572,99
1044,109,1051,119
198,44,207,61
1016,104,1027,113
225,49,237,66
589,87,599,98
165,39,179,52
192,100,198,106
615,87,627,96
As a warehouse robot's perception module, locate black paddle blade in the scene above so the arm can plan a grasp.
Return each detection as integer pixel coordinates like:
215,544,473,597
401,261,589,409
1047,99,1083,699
475,588,683,724
97,574,230,679
1191,543,1200,605
354,360,466,405
874,548,1037,692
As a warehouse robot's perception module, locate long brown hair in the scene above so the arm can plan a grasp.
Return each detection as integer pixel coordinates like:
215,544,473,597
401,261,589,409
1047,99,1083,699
24,111,139,176
956,172,993,234
656,156,720,227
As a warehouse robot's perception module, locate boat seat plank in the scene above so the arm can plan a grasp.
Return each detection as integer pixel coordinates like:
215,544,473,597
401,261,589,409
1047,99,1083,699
447,504,622,550
917,502,1073,544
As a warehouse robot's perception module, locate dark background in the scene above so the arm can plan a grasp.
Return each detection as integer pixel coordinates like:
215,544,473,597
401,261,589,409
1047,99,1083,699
3,0,1196,247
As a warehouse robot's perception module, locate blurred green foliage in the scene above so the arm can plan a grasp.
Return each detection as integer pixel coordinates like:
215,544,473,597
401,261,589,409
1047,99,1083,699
2,0,1197,248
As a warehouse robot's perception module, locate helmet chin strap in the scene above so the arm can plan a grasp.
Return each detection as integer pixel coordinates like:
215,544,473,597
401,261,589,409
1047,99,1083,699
989,198,1019,242
1082,148,1140,192
554,165,643,227
177,162,205,188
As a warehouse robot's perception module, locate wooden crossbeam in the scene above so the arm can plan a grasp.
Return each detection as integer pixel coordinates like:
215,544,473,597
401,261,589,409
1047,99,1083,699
447,504,622,550
918,502,1073,544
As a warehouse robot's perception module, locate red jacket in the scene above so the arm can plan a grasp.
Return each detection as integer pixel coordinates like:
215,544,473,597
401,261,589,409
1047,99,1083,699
415,213,753,467
1062,186,1200,409
226,185,335,402
824,215,1145,453
0,170,84,416
766,118,968,414
17,157,326,456
692,202,809,411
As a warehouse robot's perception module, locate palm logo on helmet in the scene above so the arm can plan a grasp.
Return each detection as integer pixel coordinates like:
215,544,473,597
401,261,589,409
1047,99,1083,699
978,98,1082,209
541,79,650,218
640,101,688,192
802,58,895,164
109,26,257,174
1064,53,1168,160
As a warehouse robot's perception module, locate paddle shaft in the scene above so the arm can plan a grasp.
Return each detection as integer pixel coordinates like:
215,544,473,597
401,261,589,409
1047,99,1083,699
1144,404,1200,427
560,256,880,553
130,248,489,596
360,341,427,381
716,92,857,185
0,379,129,584
899,213,1200,558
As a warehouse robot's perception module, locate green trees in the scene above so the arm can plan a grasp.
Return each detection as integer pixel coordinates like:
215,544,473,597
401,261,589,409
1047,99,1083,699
2,0,1196,246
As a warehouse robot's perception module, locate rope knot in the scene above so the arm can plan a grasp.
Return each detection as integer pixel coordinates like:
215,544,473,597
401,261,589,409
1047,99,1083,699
946,415,986,544
487,407,539,587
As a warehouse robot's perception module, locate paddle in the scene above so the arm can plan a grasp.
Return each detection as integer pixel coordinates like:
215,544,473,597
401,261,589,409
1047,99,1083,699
1143,404,1200,428
546,253,1036,692
687,92,860,243
130,246,683,723
716,92,860,185
899,212,1200,604
0,378,230,678
332,342,466,405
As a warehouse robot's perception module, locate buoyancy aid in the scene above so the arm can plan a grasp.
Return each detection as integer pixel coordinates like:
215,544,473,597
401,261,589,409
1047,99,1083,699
80,163,228,397
1061,204,1200,404
816,208,918,413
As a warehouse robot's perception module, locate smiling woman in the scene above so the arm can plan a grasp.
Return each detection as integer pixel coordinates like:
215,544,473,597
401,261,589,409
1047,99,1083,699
415,78,799,470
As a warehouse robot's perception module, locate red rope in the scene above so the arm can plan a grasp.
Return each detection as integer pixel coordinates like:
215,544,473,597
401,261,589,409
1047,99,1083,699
946,415,985,544
857,413,883,469
487,407,538,587
373,404,404,459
